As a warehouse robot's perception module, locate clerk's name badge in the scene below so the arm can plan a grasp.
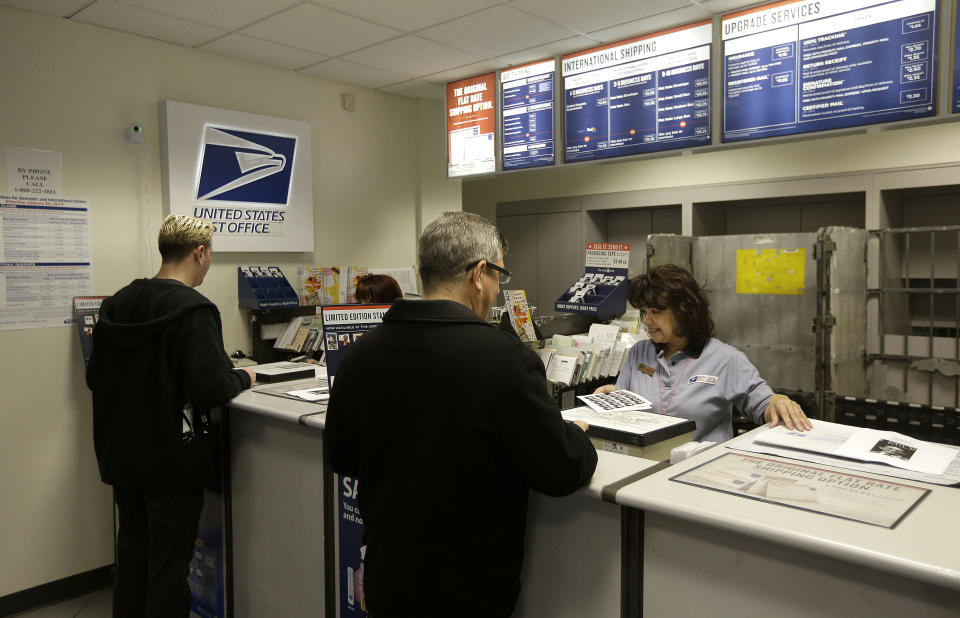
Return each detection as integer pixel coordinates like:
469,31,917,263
637,363,655,376
689,375,718,385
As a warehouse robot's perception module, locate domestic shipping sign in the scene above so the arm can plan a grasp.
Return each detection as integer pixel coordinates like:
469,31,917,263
501,59,556,171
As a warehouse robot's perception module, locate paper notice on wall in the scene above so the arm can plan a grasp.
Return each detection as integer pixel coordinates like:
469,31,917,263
6,147,62,198
0,195,92,330
736,247,805,295
371,267,419,297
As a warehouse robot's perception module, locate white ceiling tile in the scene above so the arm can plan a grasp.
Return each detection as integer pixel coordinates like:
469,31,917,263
379,79,443,100
200,34,327,70
511,0,690,35
494,35,597,67
586,5,713,44
299,58,410,89
309,0,500,33
417,5,575,58
343,35,481,78
0,0,91,17
116,0,302,31
423,60,507,85
72,0,227,47
701,0,765,16
241,3,401,56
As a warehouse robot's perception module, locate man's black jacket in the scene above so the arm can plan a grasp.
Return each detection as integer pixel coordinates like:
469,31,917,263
86,278,250,490
325,299,597,618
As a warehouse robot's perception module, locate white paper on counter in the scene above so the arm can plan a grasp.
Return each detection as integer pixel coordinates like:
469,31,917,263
729,425,960,486
754,419,956,475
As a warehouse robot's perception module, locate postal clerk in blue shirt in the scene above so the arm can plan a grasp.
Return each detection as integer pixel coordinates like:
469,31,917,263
595,264,812,443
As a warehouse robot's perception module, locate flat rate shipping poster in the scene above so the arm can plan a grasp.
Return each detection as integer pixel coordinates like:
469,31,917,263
562,21,712,163
722,0,937,142
447,73,496,177
501,59,556,171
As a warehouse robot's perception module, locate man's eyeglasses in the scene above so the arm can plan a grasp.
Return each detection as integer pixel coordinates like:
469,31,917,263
465,259,511,286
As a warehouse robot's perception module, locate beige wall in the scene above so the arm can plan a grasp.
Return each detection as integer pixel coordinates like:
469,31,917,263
463,122,960,225
0,6,457,596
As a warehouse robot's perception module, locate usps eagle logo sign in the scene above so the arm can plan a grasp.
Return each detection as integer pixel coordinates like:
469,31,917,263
195,126,297,205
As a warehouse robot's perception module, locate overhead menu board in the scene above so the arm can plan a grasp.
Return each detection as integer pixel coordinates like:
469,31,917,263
447,73,496,177
562,21,712,163
501,59,556,171
722,0,938,143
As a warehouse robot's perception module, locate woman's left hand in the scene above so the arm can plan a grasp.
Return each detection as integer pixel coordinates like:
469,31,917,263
763,394,812,431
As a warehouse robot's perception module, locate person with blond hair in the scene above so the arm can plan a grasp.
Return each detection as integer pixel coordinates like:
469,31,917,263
86,214,255,617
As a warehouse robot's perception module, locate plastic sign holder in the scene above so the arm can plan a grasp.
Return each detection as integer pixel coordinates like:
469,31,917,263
555,243,630,315
237,266,299,309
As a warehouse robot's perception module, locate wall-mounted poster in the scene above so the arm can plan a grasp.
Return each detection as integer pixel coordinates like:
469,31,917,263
722,0,937,142
562,21,712,163
161,100,314,252
501,59,555,171
447,73,496,177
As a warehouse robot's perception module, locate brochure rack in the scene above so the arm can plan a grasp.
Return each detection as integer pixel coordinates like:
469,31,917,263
555,243,630,316
238,266,299,310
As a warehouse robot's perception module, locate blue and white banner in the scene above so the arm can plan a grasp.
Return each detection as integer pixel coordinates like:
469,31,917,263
501,59,556,171
162,101,314,252
722,0,937,142
562,21,712,163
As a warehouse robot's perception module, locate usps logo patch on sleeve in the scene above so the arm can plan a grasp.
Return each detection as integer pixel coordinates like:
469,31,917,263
689,375,718,385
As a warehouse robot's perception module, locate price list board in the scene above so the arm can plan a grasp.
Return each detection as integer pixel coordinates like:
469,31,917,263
501,59,556,171
722,0,937,143
562,21,712,163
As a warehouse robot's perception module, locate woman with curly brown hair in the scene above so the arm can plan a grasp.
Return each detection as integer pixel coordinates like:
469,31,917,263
595,264,810,442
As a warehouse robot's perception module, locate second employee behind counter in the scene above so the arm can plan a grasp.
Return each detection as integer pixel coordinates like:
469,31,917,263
595,264,812,443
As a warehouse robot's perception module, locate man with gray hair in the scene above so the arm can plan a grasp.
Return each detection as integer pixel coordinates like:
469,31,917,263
326,211,597,618
87,214,255,617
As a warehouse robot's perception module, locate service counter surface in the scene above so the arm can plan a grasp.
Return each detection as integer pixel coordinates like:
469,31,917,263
615,429,960,617
226,390,327,618
229,386,327,425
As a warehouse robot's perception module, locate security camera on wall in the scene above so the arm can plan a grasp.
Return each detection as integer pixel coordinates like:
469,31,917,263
125,123,144,144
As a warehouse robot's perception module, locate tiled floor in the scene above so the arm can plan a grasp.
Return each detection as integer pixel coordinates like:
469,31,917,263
9,587,111,618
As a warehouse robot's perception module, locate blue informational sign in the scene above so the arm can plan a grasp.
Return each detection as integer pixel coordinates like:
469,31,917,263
953,6,960,113
722,0,937,142
501,59,556,170
188,487,226,618
336,474,368,617
562,21,712,163
321,304,389,379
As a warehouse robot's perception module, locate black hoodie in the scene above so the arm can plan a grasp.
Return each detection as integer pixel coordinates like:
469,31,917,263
86,278,251,490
